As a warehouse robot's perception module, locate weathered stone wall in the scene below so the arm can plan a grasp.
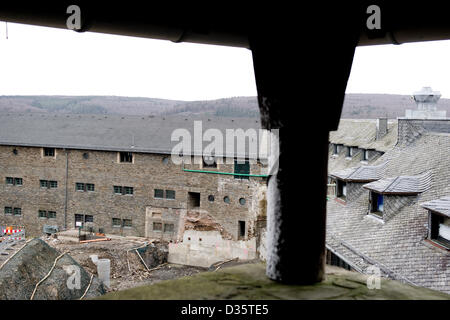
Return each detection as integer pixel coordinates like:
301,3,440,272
0,145,267,240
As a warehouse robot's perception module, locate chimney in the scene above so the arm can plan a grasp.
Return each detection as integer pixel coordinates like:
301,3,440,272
376,118,388,140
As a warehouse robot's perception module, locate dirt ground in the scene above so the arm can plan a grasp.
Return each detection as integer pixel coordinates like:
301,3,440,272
41,235,207,292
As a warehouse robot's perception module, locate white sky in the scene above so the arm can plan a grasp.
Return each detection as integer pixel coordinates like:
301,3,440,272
2,22,450,99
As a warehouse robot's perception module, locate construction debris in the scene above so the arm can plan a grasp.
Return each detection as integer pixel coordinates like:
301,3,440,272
0,238,105,300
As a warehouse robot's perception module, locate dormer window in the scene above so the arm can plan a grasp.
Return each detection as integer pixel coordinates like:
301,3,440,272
336,180,347,200
332,144,338,155
346,146,353,158
369,191,384,218
429,214,450,249
362,149,370,161
421,196,450,250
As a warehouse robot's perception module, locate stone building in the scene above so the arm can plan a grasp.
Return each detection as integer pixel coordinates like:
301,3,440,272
0,113,268,265
327,117,450,294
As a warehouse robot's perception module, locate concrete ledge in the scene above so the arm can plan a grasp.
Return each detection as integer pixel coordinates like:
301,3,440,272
96,263,450,300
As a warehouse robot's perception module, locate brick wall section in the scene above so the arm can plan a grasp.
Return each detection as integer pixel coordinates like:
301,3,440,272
0,145,267,239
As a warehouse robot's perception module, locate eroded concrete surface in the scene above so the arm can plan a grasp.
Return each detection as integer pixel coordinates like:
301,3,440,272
97,263,450,300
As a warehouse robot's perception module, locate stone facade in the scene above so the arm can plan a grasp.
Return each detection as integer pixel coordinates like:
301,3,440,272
0,145,267,241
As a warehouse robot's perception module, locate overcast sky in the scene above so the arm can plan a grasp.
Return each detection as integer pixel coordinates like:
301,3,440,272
1,22,450,100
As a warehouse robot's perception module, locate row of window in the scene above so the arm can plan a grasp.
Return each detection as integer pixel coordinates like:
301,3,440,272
4,207,56,218
152,222,174,232
112,218,132,228
6,177,22,185
331,144,372,161
333,179,450,249
39,148,255,179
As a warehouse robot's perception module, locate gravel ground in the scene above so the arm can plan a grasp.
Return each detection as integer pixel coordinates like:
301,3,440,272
42,235,207,292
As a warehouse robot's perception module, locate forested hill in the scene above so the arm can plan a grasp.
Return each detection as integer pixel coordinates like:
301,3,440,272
0,94,449,118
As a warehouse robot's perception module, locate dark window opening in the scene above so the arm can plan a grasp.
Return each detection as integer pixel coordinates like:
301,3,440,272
122,219,132,227
113,186,123,194
362,149,370,161
112,218,121,227
4,207,12,215
164,223,174,233
238,220,246,240
6,177,14,185
124,186,134,195
154,189,164,198
165,190,176,200
203,155,217,168
430,213,450,249
86,183,95,191
44,148,55,157
208,195,215,202
224,196,230,204
39,210,48,218
234,159,250,179
13,207,22,216
370,192,384,217
336,180,347,199
47,211,56,219
119,152,133,163
153,222,162,231
333,144,338,155
239,198,246,205
346,146,352,157
188,192,201,208
84,215,94,223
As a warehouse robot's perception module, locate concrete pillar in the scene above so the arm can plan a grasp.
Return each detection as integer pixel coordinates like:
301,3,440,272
249,7,359,284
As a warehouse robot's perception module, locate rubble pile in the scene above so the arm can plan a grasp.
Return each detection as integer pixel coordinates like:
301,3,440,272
0,239,105,300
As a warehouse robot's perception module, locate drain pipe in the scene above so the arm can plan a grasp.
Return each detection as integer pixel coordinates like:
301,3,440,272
64,149,69,230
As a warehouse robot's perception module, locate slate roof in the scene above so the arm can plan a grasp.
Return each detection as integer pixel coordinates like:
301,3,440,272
421,196,450,217
330,161,388,182
363,170,433,195
329,119,398,153
327,120,450,294
0,113,264,159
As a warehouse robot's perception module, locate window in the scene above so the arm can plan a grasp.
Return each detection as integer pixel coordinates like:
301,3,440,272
114,186,123,194
234,159,250,179
165,190,176,200
13,208,21,216
362,149,370,161
39,210,47,218
122,219,132,227
370,192,384,217
112,218,121,227
4,207,12,215
430,213,450,249
239,198,246,205
346,146,352,157
6,177,22,185
224,196,230,204
124,186,134,195
76,183,85,191
202,155,217,168
208,195,215,202
86,183,95,191
154,189,164,198
332,144,338,155
153,222,162,231
47,211,56,219
44,148,55,157
238,221,246,239
336,180,347,199
188,192,201,208
119,152,133,163
164,223,174,233
40,180,57,188
84,215,94,223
